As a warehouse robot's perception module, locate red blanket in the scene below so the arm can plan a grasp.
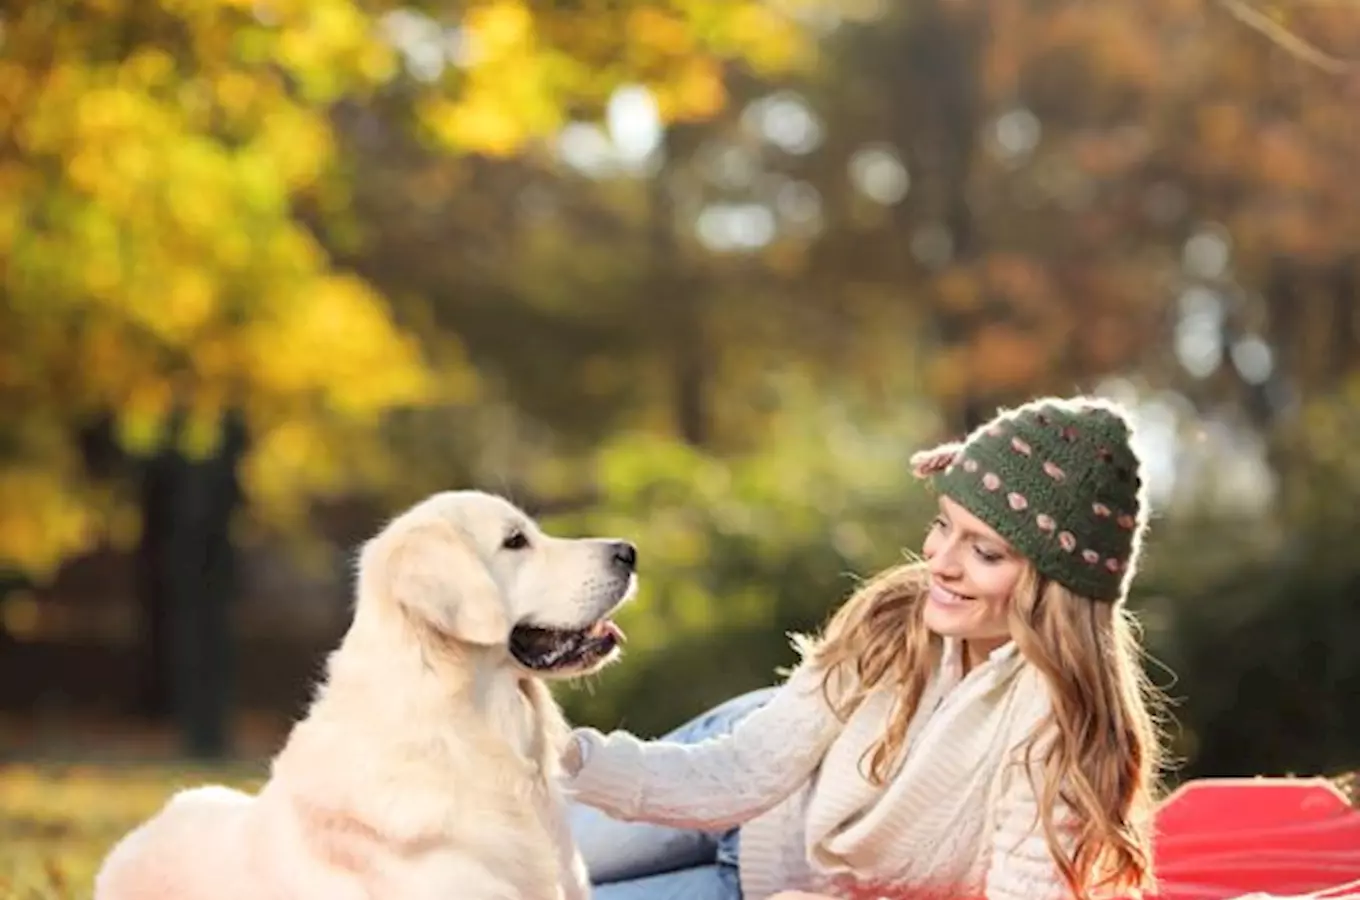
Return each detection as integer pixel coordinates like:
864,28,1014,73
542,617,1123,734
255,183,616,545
1146,778,1360,900
817,779,1360,900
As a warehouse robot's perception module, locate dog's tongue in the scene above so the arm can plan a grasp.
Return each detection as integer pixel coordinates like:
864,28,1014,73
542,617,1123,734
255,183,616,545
589,619,626,642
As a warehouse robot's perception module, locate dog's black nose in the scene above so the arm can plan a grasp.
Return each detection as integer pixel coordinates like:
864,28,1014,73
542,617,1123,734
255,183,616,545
611,540,638,572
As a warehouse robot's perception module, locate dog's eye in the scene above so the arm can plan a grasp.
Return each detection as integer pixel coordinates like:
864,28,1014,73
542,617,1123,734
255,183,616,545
502,530,529,551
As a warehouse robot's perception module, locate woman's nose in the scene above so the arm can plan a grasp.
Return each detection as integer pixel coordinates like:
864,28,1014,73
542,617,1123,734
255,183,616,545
926,538,961,578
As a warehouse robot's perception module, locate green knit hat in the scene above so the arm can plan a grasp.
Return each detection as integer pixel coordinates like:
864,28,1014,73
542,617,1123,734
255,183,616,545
910,396,1148,601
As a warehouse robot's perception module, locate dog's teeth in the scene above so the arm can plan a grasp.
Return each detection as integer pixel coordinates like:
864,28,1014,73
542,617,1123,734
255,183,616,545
584,619,623,641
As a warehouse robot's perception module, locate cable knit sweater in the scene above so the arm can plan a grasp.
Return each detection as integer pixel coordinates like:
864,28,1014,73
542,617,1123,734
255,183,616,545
565,639,1070,900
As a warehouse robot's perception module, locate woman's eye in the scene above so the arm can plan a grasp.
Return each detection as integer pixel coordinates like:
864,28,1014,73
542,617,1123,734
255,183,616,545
502,531,529,550
974,547,1002,563
929,516,948,532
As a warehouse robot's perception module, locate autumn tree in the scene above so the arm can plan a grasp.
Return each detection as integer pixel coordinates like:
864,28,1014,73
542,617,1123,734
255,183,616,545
0,0,816,755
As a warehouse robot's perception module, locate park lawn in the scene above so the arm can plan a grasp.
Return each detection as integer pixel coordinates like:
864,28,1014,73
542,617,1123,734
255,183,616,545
0,762,266,900
1,762,1355,900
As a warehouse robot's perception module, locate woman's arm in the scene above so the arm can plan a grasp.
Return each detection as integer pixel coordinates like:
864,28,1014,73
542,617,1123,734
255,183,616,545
563,662,845,831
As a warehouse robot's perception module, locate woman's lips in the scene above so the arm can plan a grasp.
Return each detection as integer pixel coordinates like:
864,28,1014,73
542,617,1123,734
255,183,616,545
929,582,976,607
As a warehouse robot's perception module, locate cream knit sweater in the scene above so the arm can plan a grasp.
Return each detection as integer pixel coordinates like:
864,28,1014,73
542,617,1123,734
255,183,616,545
565,639,1070,900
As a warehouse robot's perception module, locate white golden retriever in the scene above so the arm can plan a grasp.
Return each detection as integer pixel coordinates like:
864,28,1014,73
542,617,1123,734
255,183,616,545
94,490,637,900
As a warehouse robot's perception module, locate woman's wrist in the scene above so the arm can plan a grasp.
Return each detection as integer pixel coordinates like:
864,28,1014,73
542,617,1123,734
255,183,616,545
562,729,593,775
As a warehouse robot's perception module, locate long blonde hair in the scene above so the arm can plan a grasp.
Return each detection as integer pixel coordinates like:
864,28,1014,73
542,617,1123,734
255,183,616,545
800,559,1167,900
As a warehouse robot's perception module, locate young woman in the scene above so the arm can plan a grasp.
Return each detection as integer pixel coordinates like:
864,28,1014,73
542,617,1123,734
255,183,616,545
561,396,1168,900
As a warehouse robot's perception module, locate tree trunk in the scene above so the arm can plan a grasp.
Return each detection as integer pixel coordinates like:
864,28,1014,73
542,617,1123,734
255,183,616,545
650,130,710,447
899,0,989,433
1328,257,1357,385
135,409,246,759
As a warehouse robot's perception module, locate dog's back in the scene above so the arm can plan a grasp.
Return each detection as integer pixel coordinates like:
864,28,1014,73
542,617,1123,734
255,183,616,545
95,786,261,900
94,667,586,900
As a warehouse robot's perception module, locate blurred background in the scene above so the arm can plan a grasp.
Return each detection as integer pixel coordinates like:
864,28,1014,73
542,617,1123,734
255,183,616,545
2,0,1359,893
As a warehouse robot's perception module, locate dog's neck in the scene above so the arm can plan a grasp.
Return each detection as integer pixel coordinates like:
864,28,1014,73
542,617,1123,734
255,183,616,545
298,601,565,778
268,607,572,864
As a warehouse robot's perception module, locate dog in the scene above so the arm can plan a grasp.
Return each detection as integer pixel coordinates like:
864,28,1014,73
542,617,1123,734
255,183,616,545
94,489,637,900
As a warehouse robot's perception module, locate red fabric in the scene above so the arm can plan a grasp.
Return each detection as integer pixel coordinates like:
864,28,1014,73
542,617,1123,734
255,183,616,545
1144,778,1360,900
813,778,1360,900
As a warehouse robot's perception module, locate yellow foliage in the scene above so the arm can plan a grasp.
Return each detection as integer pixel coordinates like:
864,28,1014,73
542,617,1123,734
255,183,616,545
0,7,427,572
115,380,175,456
242,274,434,413
420,2,572,155
468,0,536,58
711,3,808,75
240,420,344,530
0,469,100,581
628,8,698,58
655,57,728,122
0,0,817,577
417,0,813,149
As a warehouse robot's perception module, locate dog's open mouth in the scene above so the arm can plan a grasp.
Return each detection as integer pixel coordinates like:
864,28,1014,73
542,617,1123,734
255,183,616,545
508,618,625,674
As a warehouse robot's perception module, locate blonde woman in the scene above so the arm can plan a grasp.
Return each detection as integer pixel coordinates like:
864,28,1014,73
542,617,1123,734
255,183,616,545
562,396,1168,900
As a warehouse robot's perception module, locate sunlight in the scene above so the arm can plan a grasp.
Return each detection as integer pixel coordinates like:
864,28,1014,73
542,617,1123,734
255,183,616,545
606,84,663,166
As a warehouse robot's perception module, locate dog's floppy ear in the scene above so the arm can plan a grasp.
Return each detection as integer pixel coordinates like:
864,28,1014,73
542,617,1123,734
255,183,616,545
382,519,510,647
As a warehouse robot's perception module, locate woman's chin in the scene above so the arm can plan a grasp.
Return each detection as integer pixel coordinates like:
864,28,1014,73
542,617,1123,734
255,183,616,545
923,598,979,636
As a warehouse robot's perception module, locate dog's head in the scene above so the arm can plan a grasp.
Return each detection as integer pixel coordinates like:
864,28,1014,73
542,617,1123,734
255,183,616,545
357,490,636,677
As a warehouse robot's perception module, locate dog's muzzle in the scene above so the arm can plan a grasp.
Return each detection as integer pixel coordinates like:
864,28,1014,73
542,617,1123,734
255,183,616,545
508,618,625,674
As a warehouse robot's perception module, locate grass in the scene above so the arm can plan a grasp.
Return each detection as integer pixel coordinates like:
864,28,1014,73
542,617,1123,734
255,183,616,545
0,761,265,900
2,762,1356,900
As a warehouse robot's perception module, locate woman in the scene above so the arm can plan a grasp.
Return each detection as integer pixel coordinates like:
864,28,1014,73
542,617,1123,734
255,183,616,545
562,396,1169,900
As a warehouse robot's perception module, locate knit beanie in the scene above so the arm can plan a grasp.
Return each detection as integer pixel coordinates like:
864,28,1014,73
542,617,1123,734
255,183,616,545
909,396,1148,602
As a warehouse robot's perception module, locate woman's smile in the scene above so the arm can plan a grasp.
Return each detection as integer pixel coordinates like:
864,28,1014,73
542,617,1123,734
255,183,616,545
928,581,976,608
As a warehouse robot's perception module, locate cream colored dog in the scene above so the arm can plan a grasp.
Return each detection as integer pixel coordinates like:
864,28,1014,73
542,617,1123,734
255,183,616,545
94,490,637,900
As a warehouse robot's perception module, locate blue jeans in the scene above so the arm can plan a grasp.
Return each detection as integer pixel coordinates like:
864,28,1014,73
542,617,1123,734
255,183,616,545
570,686,777,900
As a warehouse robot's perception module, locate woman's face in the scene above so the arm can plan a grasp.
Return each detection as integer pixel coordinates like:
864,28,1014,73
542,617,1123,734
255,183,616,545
921,495,1025,653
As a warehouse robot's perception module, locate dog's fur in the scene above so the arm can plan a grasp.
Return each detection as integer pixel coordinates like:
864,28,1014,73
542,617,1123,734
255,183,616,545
94,490,637,900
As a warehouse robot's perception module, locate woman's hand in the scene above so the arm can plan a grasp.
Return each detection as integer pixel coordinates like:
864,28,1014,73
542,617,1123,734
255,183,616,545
560,732,586,775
